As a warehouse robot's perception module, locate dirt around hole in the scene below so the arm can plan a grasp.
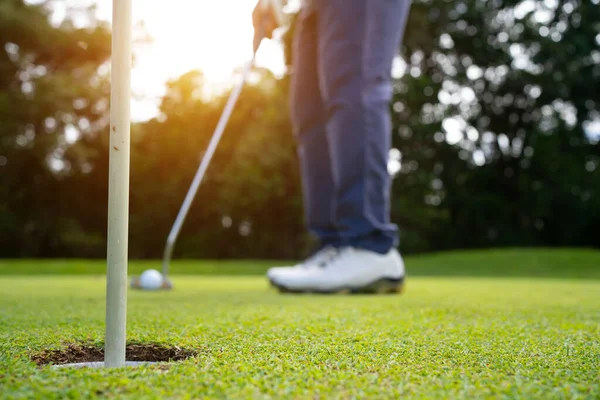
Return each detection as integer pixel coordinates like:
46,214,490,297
31,343,198,366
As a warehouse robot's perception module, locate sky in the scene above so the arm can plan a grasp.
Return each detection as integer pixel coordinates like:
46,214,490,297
50,0,291,121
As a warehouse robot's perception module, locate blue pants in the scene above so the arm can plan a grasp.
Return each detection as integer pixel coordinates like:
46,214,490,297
290,0,411,254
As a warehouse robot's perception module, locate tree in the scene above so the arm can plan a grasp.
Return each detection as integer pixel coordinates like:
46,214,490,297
3,0,598,259
392,0,600,250
0,0,111,256
124,69,305,259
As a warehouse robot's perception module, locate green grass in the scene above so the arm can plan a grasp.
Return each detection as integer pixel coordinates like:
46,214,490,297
1,249,599,399
2,247,600,278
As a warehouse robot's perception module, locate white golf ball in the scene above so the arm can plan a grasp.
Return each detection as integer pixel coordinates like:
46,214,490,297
139,269,163,290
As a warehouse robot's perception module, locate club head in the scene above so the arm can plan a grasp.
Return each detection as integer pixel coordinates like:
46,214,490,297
130,276,173,291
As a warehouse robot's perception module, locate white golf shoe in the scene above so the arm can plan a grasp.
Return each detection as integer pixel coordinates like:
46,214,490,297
267,246,338,282
269,247,405,294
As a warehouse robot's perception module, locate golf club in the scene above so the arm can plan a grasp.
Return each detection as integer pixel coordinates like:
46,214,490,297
131,0,283,290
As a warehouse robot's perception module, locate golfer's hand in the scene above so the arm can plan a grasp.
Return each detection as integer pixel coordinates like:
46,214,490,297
252,0,280,51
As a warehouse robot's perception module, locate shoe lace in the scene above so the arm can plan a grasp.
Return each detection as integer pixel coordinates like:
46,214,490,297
303,246,338,268
318,247,353,269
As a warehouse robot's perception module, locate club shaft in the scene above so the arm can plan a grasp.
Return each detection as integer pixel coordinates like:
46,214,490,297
162,58,256,277
105,0,132,368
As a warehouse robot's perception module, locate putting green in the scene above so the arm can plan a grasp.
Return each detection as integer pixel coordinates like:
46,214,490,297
1,253,599,398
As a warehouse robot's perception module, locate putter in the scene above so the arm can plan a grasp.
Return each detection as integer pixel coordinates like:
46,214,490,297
131,0,282,290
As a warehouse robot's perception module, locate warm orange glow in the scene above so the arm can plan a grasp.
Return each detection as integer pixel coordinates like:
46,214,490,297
94,0,285,119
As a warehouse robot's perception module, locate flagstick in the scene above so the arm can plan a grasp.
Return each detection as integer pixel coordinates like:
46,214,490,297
105,0,132,368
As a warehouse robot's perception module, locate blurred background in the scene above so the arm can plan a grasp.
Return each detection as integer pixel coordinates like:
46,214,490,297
1,0,599,261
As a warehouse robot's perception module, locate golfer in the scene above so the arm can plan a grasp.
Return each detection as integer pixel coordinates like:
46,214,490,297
254,0,412,294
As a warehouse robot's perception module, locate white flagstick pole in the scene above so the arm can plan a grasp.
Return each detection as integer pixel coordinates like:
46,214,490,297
105,0,132,368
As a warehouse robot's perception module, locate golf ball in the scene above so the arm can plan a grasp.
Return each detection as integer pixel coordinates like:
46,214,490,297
139,269,163,290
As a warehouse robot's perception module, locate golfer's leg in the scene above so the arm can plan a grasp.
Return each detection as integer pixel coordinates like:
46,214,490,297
318,0,411,254
291,5,340,249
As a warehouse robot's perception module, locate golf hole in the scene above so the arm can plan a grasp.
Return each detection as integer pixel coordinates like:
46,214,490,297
31,343,197,367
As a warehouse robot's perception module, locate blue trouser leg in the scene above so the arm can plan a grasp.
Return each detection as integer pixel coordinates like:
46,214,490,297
317,0,411,254
290,5,342,249
291,0,412,254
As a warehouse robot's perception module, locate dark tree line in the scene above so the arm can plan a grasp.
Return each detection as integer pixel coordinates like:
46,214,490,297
1,0,598,259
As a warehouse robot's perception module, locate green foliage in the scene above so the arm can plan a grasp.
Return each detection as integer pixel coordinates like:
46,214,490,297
0,0,599,258
0,0,111,257
126,70,306,259
392,0,600,250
